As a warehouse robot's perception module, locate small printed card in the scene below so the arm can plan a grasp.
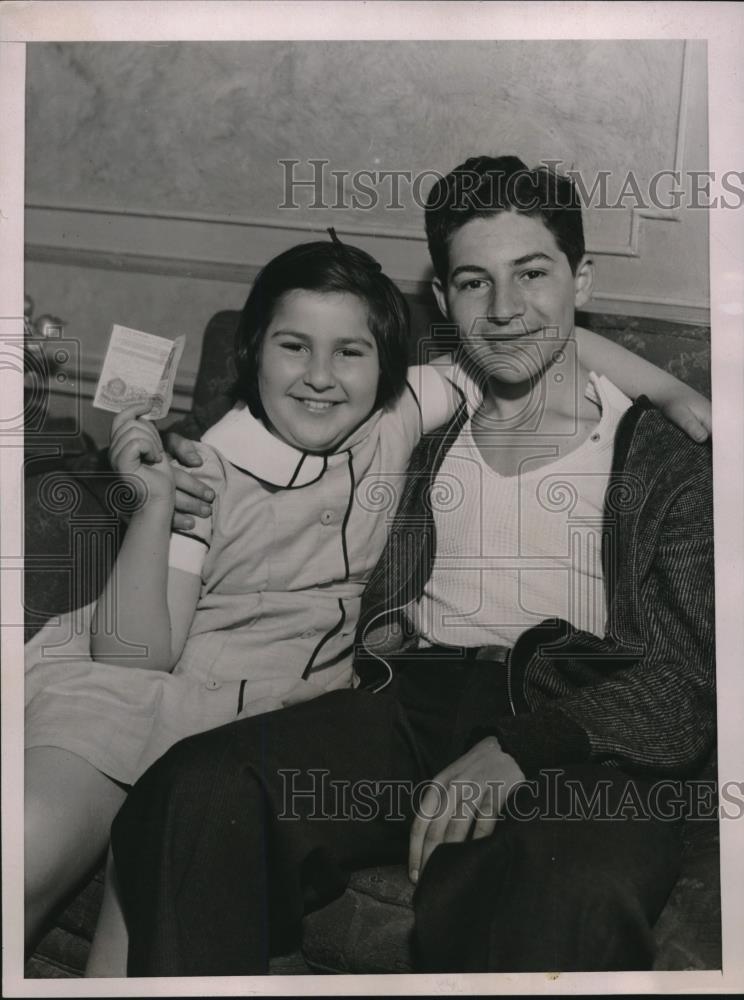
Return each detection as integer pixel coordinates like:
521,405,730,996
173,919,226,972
93,324,186,420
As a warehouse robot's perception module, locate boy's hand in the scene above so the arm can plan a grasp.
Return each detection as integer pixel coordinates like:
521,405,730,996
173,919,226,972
163,431,215,531
109,401,174,505
408,736,525,885
659,396,711,443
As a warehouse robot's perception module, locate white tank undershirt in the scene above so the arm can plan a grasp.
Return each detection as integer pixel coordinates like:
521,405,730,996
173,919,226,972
411,373,632,649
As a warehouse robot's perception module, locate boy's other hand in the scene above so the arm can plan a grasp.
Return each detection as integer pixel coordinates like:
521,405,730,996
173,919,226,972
407,736,525,885
163,431,215,531
660,396,711,443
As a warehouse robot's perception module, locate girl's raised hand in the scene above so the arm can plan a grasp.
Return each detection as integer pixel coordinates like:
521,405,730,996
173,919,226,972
109,400,175,506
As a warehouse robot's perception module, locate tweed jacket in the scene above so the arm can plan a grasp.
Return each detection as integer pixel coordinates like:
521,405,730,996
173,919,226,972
355,396,715,779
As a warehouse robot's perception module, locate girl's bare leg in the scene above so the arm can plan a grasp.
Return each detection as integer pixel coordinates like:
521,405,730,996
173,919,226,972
86,846,129,977
25,747,127,951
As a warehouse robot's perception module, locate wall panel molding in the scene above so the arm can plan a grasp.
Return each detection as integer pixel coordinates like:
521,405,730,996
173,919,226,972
587,38,692,258
25,203,710,327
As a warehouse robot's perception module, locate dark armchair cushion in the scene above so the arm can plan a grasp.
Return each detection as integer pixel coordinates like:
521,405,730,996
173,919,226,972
169,311,239,440
23,458,124,641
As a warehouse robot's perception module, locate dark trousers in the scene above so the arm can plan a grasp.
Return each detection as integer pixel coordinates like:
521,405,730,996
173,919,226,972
111,658,684,975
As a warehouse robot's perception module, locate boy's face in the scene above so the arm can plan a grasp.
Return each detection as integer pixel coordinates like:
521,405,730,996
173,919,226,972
433,211,593,385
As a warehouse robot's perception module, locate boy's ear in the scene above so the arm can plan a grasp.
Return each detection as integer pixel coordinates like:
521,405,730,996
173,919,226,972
432,277,449,318
573,256,594,309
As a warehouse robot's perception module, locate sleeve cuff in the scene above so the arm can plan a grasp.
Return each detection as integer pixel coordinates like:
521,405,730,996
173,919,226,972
466,707,591,779
168,532,208,575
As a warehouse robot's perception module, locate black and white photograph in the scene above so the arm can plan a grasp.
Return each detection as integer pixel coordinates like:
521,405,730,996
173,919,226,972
2,2,743,995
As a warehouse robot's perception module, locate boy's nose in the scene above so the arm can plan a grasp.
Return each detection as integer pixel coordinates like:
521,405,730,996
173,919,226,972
487,282,525,323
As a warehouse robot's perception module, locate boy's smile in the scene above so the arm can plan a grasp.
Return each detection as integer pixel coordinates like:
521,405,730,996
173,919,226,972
258,289,381,453
433,212,593,386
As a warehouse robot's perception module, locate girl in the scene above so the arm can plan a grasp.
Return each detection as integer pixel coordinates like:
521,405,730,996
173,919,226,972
25,238,710,964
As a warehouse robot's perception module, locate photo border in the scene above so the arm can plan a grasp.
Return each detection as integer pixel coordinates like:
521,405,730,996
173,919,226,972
2,2,742,996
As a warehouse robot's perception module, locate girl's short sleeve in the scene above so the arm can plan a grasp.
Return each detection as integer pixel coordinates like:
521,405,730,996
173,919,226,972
406,361,460,434
167,443,226,577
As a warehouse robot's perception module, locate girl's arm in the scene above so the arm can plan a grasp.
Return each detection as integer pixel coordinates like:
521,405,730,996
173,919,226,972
91,401,198,669
407,356,462,435
575,327,711,442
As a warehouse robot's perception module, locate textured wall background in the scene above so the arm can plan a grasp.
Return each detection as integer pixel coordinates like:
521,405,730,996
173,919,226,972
24,40,709,445
26,41,684,230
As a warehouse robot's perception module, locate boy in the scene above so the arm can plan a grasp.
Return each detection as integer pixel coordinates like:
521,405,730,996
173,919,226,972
107,156,714,974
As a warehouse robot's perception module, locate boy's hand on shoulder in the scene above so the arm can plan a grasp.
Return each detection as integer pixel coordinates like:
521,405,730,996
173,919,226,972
163,430,204,468
659,394,711,443
163,431,216,532
109,401,174,506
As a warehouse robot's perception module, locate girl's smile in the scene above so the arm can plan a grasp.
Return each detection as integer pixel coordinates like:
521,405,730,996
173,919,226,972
296,398,338,412
258,289,381,453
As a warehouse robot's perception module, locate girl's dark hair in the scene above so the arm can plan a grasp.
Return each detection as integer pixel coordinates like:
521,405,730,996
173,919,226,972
233,241,410,417
425,155,585,281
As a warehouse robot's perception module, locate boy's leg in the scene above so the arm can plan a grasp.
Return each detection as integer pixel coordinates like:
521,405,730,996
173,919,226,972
413,764,685,972
25,747,127,950
111,687,422,976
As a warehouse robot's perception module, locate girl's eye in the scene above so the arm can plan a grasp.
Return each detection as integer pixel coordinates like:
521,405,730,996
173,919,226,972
280,342,307,353
337,348,364,358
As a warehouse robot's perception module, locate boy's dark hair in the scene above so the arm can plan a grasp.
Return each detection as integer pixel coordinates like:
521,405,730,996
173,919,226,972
425,155,585,281
233,240,410,418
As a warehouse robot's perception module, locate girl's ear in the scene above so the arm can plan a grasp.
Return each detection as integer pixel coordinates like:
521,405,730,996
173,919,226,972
432,277,449,318
573,256,595,309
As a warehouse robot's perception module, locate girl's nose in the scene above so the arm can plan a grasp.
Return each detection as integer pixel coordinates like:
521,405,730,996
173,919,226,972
303,355,336,391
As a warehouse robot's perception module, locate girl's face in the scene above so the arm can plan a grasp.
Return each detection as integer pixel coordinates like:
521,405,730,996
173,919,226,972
258,289,381,453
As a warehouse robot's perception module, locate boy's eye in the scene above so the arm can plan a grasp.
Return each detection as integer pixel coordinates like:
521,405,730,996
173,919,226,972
521,269,547,281
457,278,489,292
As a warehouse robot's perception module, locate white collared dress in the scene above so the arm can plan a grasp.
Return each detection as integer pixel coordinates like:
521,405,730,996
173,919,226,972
25,367,453,785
